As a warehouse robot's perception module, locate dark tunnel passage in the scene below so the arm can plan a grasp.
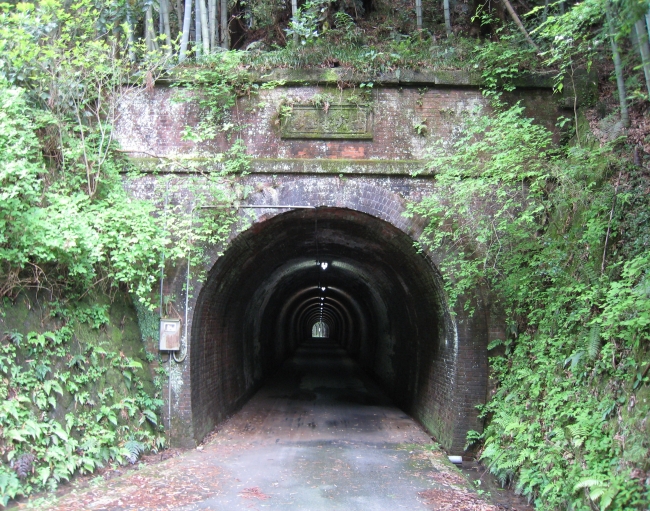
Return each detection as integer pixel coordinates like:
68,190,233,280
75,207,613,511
190,207,465,448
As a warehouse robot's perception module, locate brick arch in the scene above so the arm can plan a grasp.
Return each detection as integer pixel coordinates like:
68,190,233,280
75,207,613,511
178,181,489,453
116,80,557,454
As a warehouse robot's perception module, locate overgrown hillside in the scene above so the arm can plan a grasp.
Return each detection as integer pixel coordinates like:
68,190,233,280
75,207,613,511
1,0,649,508
0,292,163,505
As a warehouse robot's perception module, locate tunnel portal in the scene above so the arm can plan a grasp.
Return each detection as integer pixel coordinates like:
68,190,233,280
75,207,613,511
190,207,477,451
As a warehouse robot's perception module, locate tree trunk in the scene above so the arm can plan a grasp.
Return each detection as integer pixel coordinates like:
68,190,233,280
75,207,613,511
209,0,217,51
635,18,650,99
415,0,422,30
195,0,202,57
443,0,452,36
606,2,629,127
179,0,193,61
501,0,538,50
220,0,229,48
199,0,210,55
160,0,173,56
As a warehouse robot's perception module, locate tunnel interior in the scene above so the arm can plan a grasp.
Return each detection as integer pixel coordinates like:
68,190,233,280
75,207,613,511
190,207,461,446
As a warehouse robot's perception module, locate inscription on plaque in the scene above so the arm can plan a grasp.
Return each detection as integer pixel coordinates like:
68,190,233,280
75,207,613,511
281,104,373,140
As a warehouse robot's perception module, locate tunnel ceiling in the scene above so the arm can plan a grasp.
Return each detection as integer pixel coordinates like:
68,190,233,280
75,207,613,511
190,207,457,446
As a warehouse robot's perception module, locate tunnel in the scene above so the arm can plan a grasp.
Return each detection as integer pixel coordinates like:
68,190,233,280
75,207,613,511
190,207,470,450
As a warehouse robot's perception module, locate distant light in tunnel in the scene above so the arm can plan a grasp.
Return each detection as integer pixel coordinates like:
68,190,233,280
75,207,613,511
321,287,326,291
320,262,328,270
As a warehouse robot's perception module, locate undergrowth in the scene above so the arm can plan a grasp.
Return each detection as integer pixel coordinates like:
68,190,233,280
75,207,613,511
409,100,650,509
0,300,164,505
242,34,479,73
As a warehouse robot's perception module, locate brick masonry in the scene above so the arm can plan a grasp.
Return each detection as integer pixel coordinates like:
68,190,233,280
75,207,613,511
116,78,560,454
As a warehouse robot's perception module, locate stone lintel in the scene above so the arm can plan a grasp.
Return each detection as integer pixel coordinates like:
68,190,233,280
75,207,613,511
124,157,429,176
155,68,556,89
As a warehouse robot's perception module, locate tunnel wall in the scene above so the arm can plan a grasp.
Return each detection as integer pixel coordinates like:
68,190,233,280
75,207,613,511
117,75,560,453
125,174,493,453
115,73,559,165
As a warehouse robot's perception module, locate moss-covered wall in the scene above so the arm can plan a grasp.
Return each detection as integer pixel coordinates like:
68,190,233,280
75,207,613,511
0,289,164,501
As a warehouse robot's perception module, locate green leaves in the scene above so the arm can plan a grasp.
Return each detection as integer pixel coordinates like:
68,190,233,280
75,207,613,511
411,93,649,509
0,310,164,504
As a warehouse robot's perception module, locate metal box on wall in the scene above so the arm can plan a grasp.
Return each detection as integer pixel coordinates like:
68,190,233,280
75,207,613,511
159,318,181,351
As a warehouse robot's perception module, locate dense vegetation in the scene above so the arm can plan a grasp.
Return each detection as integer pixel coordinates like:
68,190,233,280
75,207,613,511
0,0,649,508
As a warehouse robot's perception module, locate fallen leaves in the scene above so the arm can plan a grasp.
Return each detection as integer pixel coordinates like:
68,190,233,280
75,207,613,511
238,487,270,500
426,469,468,488
48,462,222,510
418,488,498,511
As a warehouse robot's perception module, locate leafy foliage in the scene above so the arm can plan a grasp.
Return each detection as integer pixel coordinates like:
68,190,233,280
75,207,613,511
410,101,650,509
0,2,242,504
0,304,165,505
286,0,334,46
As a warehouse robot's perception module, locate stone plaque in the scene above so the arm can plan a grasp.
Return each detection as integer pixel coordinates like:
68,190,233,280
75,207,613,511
281,104,373,140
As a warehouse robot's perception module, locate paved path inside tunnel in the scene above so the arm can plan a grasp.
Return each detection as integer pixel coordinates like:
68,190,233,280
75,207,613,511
35,339,519,511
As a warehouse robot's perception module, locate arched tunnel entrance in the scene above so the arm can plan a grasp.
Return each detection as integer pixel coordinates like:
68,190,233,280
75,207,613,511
190,207,485,453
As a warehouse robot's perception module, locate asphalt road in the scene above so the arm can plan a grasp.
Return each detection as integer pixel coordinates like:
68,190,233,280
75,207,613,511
32,339,504,511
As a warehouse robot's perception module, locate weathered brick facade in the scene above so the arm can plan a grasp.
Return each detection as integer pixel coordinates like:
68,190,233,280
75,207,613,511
116,73,559,454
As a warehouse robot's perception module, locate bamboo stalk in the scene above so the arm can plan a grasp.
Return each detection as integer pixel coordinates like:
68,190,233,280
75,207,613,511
501,0,538,51
199,0,210,55
635,18,650,99
160,0,173,56
179,0,192,61
606,1,629,127
209,0,216,50
220,0,229,48
443,0,452,36
176,0,184,31
291,0,298,43
195,0,202,57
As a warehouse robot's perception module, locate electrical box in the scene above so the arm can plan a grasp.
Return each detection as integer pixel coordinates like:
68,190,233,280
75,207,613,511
159,319,181,351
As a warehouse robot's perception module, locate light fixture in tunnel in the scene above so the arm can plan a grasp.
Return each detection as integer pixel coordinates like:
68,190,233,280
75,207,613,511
321,287,326,291
319,261,329,270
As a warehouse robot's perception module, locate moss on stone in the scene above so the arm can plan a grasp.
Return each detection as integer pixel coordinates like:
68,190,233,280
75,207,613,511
0,289,157,419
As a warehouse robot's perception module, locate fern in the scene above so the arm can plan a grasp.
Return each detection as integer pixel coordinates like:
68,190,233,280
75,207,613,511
124,439,145,465
566,424,588,448
588,324,601,360
573,477,606,491
599,488,619,511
